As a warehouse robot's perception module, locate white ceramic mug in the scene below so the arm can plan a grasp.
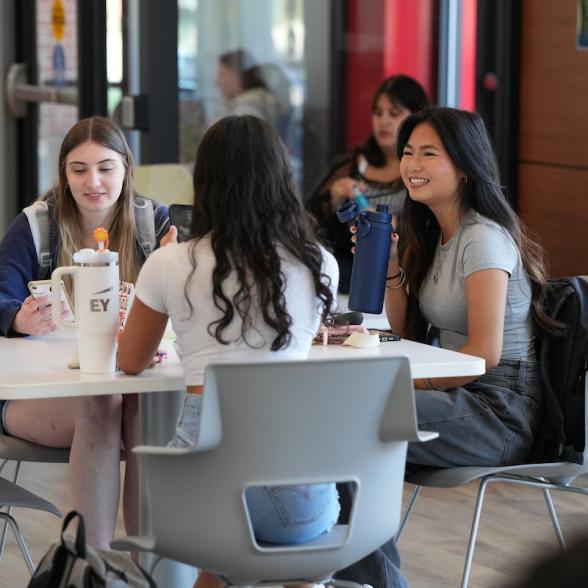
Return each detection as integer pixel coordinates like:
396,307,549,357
52,249,120,374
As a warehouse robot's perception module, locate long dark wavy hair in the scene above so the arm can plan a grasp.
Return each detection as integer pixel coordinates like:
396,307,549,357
186,115,334,350
358,75,430,167
396,107,556,341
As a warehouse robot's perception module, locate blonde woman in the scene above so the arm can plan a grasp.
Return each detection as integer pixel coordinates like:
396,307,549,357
0,116,175,548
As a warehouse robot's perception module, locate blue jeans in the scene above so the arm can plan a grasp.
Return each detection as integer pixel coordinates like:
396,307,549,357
169,394,340,545
0,400,9,433
408,359,542,467
246,483,340,544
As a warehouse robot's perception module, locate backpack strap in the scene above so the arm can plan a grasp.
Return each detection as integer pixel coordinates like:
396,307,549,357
23,196,158,277
133,196,156,259
23,200,52,276
60,511,87,558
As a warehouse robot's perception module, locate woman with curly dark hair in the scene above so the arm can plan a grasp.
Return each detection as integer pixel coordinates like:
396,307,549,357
119,115,339,588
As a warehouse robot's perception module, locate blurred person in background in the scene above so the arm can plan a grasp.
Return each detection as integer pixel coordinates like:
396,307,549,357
305,75,429,293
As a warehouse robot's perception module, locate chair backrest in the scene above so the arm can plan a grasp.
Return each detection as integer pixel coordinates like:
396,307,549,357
534,276,588,464
133,164,193,205
138,356,423,585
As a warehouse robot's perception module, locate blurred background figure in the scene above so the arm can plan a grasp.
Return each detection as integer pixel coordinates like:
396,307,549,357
305,75,429,293
214,49,291,133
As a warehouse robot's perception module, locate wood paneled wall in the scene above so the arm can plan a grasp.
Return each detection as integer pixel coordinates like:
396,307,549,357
518,0,588,277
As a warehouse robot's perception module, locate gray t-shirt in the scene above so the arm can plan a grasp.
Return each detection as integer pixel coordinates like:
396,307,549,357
419,210,535,360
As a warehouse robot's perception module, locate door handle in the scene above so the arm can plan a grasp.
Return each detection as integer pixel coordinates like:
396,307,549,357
5,63,77,118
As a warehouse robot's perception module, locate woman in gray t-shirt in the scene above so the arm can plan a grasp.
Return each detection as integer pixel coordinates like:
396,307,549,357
341,107,558,588
383,107,557,469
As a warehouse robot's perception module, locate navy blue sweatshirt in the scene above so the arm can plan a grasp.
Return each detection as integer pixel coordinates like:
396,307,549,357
0,197,169,337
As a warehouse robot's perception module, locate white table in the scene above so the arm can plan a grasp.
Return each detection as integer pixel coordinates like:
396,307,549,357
0,332,191,584
336,293,391,330
0,332,484,586
310,338,485,379
0,333,484,396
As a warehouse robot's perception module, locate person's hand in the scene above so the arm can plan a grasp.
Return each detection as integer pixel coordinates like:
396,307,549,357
330,177,366,206
11,296,58,336
326,324,369,336
387,231,401,273
349,220,400,270
314,323,369,345
160,225,178,247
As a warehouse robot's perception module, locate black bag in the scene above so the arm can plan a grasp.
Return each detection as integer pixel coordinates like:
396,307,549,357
531,276,588,464
27,511,157,588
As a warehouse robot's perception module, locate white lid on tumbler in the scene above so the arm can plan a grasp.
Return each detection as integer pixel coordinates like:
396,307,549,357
73,227,119,265
73,248,119,265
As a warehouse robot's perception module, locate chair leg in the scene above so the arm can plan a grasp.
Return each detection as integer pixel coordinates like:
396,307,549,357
460,477,492,588
149,554,164,576
394,485,422,542
325,581,371,587
0,460,21,561
542,488,566,550
0,511,35,576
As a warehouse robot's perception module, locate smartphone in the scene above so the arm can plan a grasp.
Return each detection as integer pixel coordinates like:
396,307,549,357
28,279,74,317
169,204,193,243
370,329,401,342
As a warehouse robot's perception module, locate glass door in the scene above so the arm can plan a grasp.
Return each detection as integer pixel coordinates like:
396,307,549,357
35,0,79,196
177,0,337,193
8,0,113,208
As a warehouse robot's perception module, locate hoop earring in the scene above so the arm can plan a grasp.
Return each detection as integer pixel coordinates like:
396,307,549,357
462,177,468,183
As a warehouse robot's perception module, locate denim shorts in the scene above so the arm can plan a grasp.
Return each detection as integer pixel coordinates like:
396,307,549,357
0,400,9,434
169,394,340,544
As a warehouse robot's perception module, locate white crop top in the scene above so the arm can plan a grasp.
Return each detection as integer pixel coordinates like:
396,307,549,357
135,237,339,386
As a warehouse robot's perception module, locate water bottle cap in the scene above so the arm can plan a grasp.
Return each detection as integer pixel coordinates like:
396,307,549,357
336,201,359,223
363,206,392,223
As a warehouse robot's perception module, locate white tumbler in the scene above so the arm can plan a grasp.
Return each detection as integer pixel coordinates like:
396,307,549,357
52,249,120,374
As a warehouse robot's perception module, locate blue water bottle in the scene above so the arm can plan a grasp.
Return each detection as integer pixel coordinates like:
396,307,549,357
336,202,392,314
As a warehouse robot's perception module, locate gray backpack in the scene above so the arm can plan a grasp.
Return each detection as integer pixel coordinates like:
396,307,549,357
23,195,157,279
28,511,157,588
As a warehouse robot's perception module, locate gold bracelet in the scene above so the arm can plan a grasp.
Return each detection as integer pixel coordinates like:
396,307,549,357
385,267,407,290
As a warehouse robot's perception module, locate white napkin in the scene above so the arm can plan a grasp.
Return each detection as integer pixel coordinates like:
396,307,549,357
342,332,380,348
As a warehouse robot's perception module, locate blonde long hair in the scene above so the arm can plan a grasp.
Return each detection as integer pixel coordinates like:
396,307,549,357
55,116,141,283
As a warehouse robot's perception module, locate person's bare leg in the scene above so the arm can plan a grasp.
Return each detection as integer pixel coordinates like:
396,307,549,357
5,395,123,549
194,570,312,588
121,393,139,537
69,395,123,547
193,571,225,588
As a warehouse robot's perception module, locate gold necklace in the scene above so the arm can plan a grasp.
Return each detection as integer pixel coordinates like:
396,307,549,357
433,239,446,285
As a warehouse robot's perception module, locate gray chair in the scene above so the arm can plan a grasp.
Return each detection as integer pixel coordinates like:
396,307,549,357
134,163,193,205
112,357,437,587
0,471,62,575
0,436,67,571
395,370,588,588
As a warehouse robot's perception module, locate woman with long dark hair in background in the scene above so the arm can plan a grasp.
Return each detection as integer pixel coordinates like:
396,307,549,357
306,74,429,292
